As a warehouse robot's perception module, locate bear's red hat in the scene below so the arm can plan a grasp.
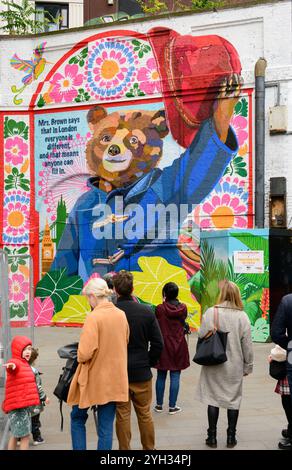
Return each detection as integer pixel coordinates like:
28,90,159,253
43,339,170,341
147,27,242,148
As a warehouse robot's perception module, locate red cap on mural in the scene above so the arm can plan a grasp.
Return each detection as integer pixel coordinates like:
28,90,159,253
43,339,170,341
147,27,242,148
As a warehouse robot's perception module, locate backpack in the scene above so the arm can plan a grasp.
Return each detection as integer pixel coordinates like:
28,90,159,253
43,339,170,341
53,342,78,431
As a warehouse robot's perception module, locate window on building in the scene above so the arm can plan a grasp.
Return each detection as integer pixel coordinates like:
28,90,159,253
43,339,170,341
118,0,143,16
35,3,69,32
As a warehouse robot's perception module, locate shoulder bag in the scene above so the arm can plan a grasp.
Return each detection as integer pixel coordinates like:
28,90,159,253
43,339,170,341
193,307,228,366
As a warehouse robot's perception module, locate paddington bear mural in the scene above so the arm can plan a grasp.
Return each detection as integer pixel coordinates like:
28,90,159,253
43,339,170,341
2,26,255,329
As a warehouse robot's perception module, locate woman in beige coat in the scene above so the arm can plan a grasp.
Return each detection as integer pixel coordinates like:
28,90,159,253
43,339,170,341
67,278,129,450
197,281,253,449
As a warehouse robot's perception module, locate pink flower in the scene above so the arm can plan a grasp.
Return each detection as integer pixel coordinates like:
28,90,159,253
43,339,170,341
231,115,248,146
5,137,28,165
195,177,249,230
137,58,161,95
50,64,83,103
9,273,29,303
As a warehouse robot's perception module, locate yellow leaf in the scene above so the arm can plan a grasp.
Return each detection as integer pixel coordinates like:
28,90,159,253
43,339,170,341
238,143,248,156
5,164,12,174
18,264,30,279
52,295,90,324
132,256,201,328
20,159,29,174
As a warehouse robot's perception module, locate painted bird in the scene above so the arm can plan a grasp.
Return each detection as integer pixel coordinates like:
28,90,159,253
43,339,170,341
10,41,49,85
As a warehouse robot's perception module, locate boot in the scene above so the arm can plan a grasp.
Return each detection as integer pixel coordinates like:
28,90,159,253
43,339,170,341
226,409,239,448
206,406,219,448
205,428,217,448
226,429,237,448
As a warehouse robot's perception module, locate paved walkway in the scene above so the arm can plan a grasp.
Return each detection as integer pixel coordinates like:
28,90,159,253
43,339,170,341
4,327,288,450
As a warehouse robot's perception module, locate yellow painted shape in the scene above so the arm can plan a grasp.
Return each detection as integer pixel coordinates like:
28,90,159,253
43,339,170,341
20,159,29,174
52,295,90,324
132,256,201,329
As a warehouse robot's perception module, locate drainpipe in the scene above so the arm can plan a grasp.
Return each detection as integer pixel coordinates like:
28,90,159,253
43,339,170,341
255,58,267,228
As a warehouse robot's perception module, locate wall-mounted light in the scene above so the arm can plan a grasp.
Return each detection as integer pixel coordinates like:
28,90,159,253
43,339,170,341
107,0,114,5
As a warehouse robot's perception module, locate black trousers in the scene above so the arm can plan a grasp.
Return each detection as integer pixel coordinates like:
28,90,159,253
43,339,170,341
31,414,42,439
281,395,292,434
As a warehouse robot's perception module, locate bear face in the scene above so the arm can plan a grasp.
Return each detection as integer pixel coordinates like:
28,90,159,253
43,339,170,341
86,106,169,192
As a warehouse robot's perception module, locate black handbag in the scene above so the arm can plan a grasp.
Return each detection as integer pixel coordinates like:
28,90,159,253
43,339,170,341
269,360,287,380
193,307,228,366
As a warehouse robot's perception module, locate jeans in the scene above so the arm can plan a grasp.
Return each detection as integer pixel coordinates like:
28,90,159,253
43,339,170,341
155,370,181,408
71,402,116,450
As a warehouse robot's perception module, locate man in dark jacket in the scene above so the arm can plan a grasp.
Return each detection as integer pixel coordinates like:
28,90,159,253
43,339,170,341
114,271,164,450
271,293,292,449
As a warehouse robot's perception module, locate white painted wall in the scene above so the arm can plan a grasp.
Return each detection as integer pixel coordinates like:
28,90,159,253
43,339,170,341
0,0,291,226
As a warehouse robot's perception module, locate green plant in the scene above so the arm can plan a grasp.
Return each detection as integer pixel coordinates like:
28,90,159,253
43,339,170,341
0,0,61,34
137,0,223,14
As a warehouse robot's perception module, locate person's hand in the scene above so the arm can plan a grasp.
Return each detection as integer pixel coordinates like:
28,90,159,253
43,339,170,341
268,355,273,363
213,73,242,143
45,397,50,405
3,363,16,370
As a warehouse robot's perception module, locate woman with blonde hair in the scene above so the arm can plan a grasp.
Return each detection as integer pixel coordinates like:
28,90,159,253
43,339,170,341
67,277,129,450
197,280,253,448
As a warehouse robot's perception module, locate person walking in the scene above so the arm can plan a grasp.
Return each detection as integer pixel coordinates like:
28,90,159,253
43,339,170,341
2,336,40,450
154,282,190,415
67,278,129,450
114,271,164,450
197,280,253,448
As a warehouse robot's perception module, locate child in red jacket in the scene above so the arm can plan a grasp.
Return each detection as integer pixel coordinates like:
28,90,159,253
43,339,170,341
2,336,40,450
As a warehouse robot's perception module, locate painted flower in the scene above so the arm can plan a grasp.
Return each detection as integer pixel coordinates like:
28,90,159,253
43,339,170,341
137,58,161,95
5,136,28,165
9,273,29,303
231,115,248,147
50,64,84,103
3,191,30,243
195,177,249,230
86,39,138,100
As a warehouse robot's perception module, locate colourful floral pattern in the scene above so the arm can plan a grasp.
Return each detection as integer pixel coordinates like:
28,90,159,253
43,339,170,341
230,115,248,147
49,64,84,103
85,39,138,100
5,136,28,166
9,273,29,303
3,191,30,243
137,58,161,95
194,177,249,230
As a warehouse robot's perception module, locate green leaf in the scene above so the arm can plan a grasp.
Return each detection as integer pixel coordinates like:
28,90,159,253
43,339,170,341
234,97,248,117
138,50,144,59
10,264,18,273
37,95,45,108
10,301,28,319
237,168,248,177
243,300,260,325
36,268,83,314
18,247,29,254
246,288,264,303
4,117,29,139
132,39,141,46
12,167,19,176
251,318,270,342
189,271,201,302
